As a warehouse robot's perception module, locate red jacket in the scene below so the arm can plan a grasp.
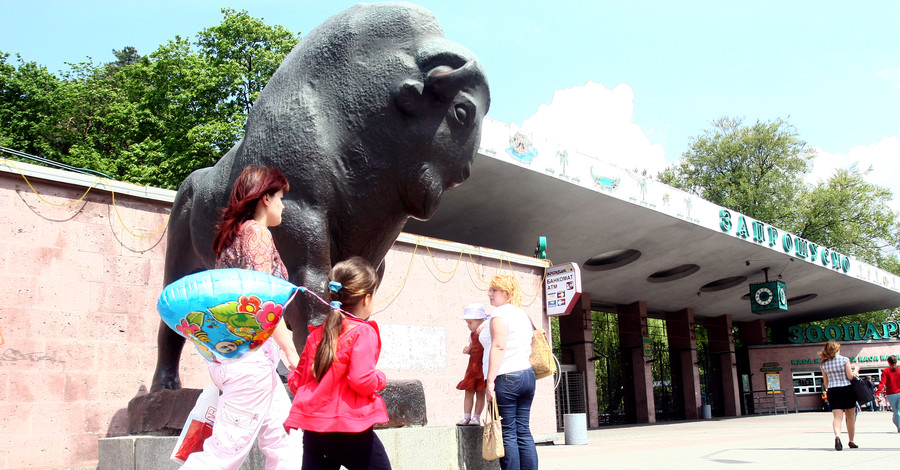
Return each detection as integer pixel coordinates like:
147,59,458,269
876,366,900,396
284,316,388,433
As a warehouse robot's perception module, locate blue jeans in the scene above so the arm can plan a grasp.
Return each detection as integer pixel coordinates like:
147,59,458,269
494,368,538,470
887,393,900,431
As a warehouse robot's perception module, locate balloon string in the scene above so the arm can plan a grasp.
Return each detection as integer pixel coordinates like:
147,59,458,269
294,285,357,319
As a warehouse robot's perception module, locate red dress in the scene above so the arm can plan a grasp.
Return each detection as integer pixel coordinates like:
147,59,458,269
456,331,486,391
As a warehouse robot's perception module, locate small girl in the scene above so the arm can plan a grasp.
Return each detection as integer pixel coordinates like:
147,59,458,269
456,303,488,425
284,256,391,469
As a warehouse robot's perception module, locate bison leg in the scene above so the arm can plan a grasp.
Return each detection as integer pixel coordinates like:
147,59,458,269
150,322,186,391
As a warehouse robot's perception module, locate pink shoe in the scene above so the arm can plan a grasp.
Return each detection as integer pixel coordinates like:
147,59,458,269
468,417,481,426
456,417,470,426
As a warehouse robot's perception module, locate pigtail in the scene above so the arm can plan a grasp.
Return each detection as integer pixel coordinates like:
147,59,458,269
310,257,378,381
312,307,343,381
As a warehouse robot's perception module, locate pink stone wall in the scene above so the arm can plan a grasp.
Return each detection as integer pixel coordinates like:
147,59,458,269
0,164,553,469
747,342,896,412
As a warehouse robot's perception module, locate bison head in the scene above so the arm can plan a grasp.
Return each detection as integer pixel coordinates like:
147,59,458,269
240,2,490,221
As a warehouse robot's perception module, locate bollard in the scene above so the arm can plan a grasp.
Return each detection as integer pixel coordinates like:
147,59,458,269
563,413,588,445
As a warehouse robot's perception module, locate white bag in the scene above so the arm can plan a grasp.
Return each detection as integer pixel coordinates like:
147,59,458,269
170,385,219,464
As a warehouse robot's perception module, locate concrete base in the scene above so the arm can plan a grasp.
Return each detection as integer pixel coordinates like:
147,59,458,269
99,426,500,470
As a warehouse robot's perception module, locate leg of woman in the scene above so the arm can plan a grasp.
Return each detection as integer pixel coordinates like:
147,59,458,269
845,406,856,443
181,355,272,470
514,368,538,470
256,370,300,469
495,372,524,470
831,409,843,438
887,393,900,430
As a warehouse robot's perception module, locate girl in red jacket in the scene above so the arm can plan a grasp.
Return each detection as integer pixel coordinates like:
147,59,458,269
285,256,391,469
876,355,900,432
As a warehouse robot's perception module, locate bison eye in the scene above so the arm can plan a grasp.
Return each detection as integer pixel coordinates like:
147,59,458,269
453,105,469,126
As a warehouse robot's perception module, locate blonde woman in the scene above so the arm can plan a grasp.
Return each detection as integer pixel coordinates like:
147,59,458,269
479,275,538,470
819,340,859,450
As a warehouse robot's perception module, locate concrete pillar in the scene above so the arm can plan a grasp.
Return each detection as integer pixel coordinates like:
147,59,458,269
666,308,702,420
557,293,599,428
706,315,741,417
617,301,655,423
737,319,767,346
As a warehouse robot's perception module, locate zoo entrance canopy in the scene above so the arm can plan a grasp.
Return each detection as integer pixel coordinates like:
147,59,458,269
404,118,900,326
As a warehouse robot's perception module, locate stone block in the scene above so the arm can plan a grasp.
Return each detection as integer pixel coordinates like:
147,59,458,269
128,388,203,435
457,425,500,470
378,379,427,428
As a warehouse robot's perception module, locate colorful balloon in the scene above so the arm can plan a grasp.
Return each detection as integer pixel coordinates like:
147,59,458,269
157,269,299,363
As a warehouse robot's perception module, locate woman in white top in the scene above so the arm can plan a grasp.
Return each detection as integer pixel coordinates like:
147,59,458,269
479,275,537,470
819,340,859,451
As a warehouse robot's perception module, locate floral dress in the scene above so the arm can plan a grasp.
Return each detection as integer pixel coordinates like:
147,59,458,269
215,220,288,281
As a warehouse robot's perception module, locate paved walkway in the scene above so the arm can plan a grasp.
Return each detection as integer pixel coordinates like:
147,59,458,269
537,411,900,469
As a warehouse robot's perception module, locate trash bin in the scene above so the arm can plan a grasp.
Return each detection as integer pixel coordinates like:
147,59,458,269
563,413,588,445
701,404,712,419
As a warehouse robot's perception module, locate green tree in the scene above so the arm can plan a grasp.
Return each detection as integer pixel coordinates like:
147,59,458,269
1,10,299,190
0,52,61,154
197,8,299,116
795,166,900,266
659,116,814,229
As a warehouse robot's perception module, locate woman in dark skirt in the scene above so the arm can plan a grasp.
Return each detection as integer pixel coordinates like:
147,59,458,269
819,340,859,450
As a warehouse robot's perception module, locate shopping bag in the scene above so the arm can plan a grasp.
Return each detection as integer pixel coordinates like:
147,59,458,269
851,377,875,406
170,385,219,464
482,398,504,461
530,327,557,380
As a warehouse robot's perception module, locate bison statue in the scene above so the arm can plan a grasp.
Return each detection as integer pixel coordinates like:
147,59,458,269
151,2,490,391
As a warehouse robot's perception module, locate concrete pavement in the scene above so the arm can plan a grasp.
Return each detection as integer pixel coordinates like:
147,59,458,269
537,410,899,469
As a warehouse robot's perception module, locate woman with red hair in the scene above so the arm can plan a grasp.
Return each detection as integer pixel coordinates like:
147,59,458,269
182,165,301,470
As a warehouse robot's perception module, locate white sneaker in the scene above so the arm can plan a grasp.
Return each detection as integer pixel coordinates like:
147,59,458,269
468,417,481,426
457,417,470,426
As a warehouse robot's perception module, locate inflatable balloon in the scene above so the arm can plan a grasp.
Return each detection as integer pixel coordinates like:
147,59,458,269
157,269,300,363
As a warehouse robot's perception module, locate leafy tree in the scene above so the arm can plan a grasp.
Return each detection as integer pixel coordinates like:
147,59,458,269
197,8,299,116
659,116,814,229
795,166,900,266
0,52,61,154
1,9,299,190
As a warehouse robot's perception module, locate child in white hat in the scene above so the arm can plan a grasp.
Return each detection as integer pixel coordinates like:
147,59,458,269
456,302,488,425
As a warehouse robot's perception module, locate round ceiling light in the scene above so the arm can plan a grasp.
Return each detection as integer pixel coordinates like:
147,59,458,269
698,276,747,292
647,264,700,283
584,249,642,271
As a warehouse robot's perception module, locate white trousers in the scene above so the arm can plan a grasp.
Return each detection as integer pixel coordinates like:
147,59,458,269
181,341,300,470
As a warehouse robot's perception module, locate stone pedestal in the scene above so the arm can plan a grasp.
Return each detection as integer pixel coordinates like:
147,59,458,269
128,380,427,435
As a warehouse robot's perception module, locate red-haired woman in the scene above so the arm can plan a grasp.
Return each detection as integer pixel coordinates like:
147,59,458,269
181,165,301,470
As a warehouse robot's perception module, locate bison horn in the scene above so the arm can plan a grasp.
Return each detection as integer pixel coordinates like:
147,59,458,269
425,60,480,102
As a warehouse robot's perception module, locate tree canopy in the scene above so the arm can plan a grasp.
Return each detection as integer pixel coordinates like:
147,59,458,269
660,116,900,271
0,8,299,189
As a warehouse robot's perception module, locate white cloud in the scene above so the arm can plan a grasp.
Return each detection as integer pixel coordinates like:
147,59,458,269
807,137,900,213
518,81,668,174
875,66,900,89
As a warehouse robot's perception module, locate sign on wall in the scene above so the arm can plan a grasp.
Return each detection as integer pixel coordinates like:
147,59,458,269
545,262,582,316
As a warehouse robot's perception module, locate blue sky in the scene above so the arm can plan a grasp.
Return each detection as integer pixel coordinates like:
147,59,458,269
3,0,900,208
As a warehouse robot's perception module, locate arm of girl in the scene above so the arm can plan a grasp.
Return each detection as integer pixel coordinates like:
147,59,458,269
346,325,387,395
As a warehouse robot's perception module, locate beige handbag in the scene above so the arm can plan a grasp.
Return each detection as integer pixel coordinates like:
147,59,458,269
529,317,558,380
482,397,504,461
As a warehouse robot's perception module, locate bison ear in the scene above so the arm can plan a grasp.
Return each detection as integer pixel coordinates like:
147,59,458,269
396,79,425,116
